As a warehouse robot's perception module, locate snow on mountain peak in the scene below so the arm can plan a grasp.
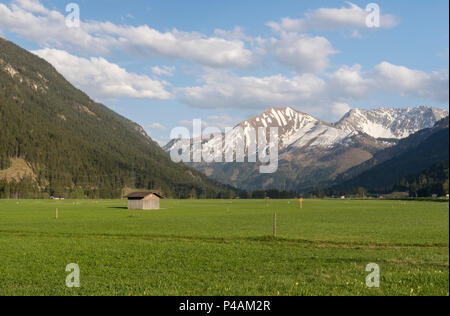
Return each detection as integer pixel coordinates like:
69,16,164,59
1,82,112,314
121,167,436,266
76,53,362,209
165,106,447,156
335,106,448,139
234,107,354,150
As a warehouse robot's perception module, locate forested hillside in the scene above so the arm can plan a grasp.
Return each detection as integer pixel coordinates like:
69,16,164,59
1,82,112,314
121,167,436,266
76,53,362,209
393,160,449,197
334,117,449,184
0,38,234,199
328,118,449,196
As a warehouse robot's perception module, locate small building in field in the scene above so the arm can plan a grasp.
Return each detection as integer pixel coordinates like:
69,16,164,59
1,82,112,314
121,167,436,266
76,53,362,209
126,191,162,210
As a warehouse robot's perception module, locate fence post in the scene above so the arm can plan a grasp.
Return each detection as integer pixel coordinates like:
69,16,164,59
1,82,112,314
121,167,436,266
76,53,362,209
273,212,277,238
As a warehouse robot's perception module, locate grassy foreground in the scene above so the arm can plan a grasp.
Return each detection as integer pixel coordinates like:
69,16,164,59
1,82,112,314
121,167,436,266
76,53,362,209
0,199,448,296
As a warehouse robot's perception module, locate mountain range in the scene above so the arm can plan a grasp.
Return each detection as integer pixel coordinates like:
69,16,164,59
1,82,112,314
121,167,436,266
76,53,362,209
165,106,448,192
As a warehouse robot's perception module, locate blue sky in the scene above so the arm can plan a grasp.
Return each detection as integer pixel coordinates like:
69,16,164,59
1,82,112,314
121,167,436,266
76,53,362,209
0,0,448,145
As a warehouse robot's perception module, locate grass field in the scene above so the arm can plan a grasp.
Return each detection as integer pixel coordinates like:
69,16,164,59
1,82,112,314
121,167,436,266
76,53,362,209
0,199,448,296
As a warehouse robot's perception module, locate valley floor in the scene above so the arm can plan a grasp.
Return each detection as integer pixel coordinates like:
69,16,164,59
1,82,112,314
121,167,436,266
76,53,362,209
0,199,448,296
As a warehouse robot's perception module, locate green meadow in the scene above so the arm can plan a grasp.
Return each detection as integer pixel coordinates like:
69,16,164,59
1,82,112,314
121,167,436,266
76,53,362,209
0,199,448,296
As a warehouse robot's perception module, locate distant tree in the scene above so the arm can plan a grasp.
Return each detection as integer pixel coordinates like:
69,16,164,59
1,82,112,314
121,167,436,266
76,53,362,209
357,187,367,198
443,180,449,195
317,190,326,199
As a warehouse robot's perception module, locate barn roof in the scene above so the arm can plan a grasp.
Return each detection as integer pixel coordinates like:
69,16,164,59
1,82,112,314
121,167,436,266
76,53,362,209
126,191,163,199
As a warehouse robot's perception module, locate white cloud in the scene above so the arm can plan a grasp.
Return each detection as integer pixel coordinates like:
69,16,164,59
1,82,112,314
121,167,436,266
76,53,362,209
427,71,450,103
0,0,256,68
268,2,399,33
33,48,172,100
331,102,351,119
14,0,48,14
103,25,255,68
214,27,249,42
178,63,449,121
149,122,167,130
271,33,338,73
0,1,113,54
327,64,371,99
151,65,175,77
267,18,304,34
179,70,327,110
371,62,427,93
179,70,335,118
205,114,242,129
370,62,449,102
214,27,267,56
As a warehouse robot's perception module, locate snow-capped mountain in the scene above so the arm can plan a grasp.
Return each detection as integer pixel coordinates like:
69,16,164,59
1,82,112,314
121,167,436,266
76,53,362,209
164,107,355,154
334,106,448,139
165,106,448,191
239,107,353,150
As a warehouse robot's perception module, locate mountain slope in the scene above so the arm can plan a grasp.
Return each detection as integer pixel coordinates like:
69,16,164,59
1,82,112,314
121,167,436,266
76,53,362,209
328,117,449,195
334,107,448,139
165,106,447,192
334,117,450,183
0,38,233,198
394,160,449,197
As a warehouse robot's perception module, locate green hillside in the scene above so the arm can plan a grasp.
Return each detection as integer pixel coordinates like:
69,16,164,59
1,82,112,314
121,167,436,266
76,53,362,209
0,38,233,199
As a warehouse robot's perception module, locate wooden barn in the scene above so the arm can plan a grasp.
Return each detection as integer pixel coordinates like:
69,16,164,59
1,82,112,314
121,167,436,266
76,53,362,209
126,191,162,210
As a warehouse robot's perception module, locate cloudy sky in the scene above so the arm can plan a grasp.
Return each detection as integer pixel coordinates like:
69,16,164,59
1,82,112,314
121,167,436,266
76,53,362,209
0,0,448,145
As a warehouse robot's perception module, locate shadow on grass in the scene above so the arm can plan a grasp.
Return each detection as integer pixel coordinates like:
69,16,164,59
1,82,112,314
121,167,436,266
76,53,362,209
108,207,128,210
